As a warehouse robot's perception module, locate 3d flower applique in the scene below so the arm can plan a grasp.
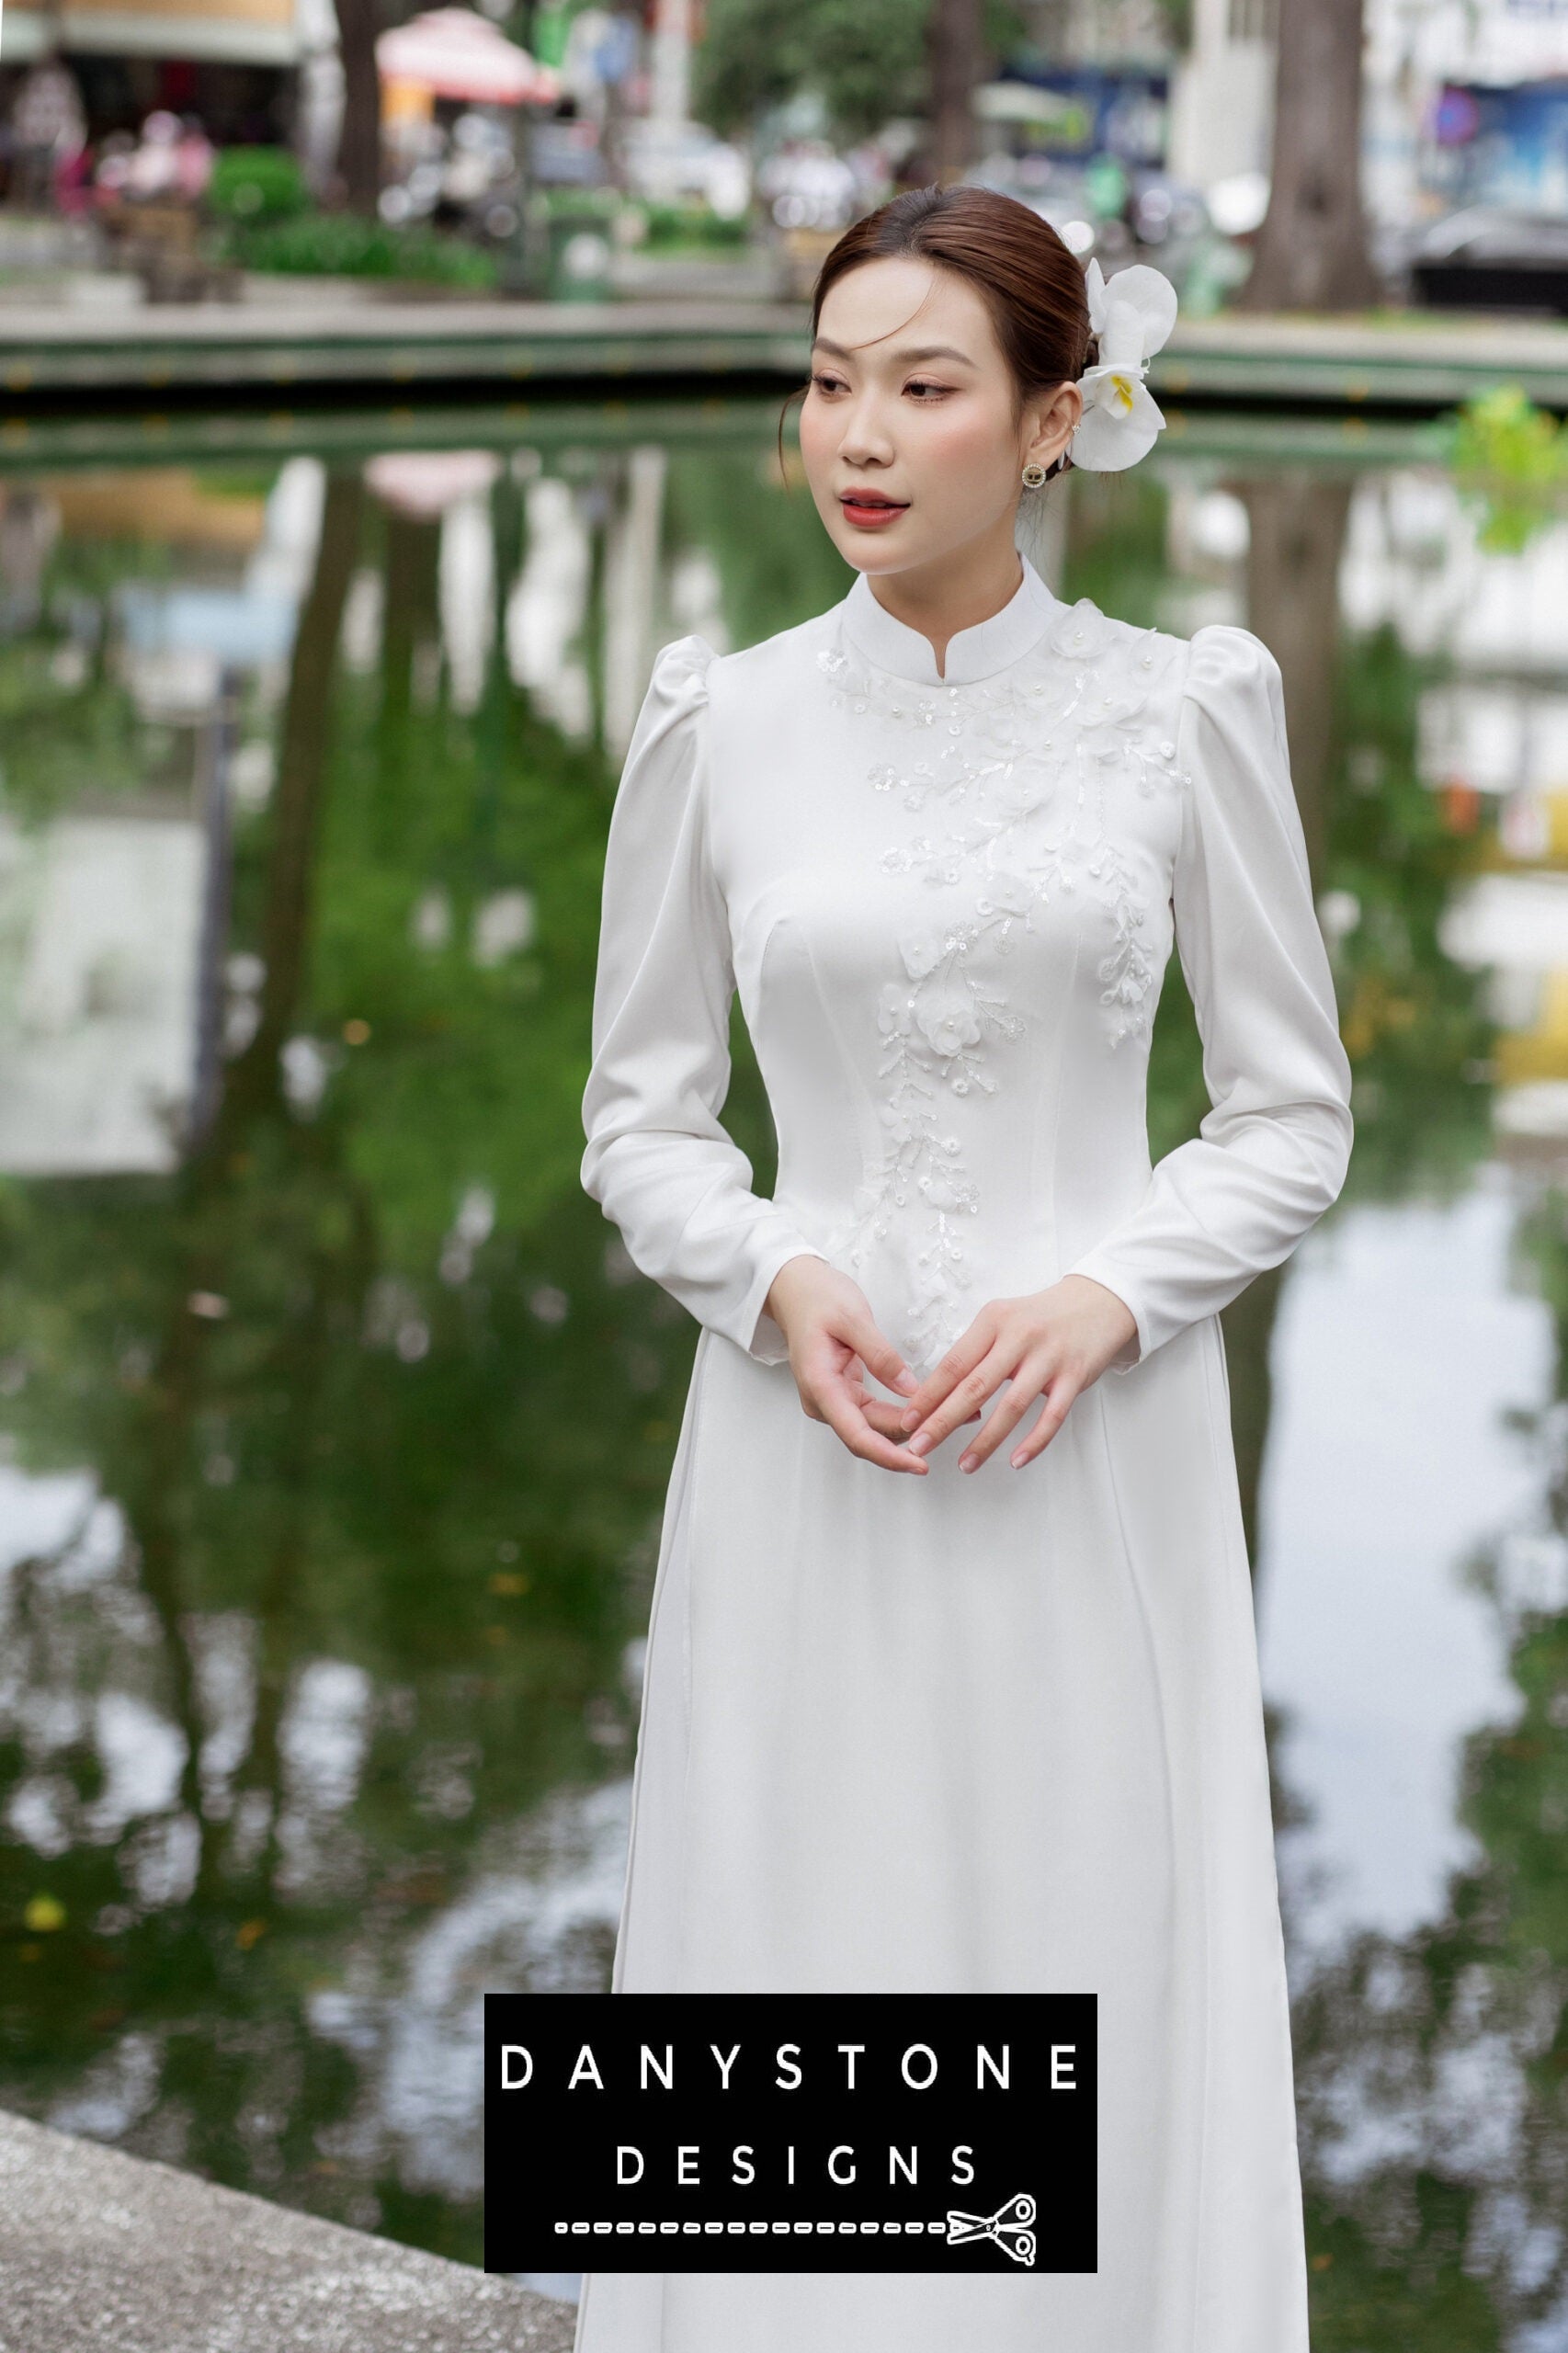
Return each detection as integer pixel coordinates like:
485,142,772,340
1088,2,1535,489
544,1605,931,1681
911,976,985,1060
813,604,1189,1365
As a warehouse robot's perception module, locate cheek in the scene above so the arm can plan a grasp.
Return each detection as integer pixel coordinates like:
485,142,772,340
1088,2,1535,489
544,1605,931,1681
915,412,1017,500
799,397,838,467
797,406,838,506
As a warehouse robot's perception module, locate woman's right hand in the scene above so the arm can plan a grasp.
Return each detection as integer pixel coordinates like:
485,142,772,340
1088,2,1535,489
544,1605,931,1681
763,1256,980,1475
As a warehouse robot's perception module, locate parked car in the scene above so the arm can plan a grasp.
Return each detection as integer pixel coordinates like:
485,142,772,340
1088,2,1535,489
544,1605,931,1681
1410,208,1568,313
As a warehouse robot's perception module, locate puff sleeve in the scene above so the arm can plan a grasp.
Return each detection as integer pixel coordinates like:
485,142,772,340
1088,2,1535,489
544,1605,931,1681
580,637,828,1365
1066,624,1354,1372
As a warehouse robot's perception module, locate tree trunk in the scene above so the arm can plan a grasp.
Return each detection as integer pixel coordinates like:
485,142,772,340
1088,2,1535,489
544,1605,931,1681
927,0,983,184
1217,470,1353,1592
1233,472,1353,883
334,0,382,216
253,468,365,1068
1240,0,1379,312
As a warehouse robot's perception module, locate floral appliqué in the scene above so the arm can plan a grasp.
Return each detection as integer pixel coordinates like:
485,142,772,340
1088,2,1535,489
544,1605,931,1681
814,597,1189,1369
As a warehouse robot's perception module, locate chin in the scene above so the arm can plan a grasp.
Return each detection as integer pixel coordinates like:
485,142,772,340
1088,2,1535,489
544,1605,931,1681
833,536,931,577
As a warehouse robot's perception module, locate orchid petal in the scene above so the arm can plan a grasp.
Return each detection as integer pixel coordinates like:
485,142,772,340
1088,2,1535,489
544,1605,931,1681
1091,263,1179,368
1070,376,1165,471
1078,359,1145,402
1084,256,1109,336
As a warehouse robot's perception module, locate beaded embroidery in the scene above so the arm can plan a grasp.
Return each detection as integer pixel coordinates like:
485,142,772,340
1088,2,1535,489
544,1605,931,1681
814,596,1189,1368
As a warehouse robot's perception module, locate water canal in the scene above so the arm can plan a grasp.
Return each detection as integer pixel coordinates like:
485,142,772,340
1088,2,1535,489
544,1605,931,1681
1,400,1566,2344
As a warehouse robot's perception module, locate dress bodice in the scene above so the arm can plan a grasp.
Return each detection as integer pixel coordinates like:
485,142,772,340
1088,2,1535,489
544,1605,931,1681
581,558,1353,1381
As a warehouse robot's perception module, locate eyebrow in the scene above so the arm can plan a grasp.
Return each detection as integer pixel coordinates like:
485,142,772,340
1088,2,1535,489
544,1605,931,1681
812,336,978,368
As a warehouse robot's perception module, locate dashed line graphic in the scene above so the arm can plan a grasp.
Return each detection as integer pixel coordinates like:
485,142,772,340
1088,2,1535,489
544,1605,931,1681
556,2218,949,2234
553,2189,1037,2264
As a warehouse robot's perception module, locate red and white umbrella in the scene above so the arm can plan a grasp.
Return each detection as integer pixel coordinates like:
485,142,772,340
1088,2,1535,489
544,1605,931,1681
376,9,561,107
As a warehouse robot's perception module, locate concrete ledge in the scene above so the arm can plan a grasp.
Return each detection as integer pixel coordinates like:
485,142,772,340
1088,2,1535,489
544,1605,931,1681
0,298,811,396
0,2104,577,2352
6,295,1568,407
1153,306,1568,410
0,395,1455,475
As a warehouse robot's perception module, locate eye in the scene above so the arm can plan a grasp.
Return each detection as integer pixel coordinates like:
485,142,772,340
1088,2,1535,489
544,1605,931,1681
810,370,847,395
904,380,952,401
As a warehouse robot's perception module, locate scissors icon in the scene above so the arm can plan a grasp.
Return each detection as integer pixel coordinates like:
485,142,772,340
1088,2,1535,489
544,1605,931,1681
946,2189,1037,2267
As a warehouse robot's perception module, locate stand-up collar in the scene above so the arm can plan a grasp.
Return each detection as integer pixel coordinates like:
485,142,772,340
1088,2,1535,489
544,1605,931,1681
840,555,1059,687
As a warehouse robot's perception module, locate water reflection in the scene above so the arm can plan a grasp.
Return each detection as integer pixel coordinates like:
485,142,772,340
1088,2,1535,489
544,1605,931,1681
0,408,1565,2339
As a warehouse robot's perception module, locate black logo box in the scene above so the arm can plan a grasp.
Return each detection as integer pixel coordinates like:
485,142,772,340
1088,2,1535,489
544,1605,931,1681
484,1992,1096,2275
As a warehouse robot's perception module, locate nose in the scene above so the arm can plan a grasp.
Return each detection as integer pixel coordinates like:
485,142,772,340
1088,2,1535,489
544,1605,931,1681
835,388,895,470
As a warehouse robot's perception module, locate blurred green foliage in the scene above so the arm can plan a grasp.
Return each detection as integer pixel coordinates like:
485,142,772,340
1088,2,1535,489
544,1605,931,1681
698,0,1023,143
1444,383,1568,553
224,213,499,288
640,202,750,249
208,145,310,227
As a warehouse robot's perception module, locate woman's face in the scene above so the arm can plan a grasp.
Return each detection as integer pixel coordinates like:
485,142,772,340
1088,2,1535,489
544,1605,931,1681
799,256,1078,581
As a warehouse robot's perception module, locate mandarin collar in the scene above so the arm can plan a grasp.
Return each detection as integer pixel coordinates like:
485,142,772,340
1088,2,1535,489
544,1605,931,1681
839,556,1059,687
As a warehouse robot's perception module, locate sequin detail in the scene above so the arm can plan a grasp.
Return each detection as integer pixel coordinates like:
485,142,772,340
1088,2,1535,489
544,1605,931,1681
814,597,1189,1368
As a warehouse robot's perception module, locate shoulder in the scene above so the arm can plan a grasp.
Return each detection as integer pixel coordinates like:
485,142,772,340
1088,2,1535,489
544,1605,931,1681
615,637,721,835
1050,597,1281,698
1178,620,1283,708
1041,593,1187,691
704,603,842,706
644,605,842,720
624,635,719,784
1170,626,1290,781
645,631,718,709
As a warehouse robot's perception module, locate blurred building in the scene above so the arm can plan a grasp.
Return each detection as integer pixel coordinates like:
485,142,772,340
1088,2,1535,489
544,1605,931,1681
987,0,1176,172
0,0,315,146
1366,0,1568,226
1169,0,1568,228
1166,0,1275,195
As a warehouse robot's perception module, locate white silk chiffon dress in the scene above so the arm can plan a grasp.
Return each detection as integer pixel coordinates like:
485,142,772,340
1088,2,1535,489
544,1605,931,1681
573,556,1352,2353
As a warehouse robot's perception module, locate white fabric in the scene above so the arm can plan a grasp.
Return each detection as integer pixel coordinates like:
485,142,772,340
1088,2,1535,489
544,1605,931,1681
574,556,1352,2352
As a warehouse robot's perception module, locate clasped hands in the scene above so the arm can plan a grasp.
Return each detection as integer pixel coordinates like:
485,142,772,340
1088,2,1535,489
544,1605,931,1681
763,1256,1139,1477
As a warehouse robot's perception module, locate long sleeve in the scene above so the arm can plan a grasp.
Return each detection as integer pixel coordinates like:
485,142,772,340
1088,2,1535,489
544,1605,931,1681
1066,623,1354,1373
580,636,828,1365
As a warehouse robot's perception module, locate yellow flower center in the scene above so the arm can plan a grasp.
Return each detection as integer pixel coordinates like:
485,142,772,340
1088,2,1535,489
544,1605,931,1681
1109,373,1136,415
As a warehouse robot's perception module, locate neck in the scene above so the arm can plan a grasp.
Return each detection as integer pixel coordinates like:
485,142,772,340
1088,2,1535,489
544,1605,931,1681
865,518,1025,680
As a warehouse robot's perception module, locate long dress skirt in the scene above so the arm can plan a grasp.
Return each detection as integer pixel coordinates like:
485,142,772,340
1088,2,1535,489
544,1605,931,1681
570,1311,1310,2353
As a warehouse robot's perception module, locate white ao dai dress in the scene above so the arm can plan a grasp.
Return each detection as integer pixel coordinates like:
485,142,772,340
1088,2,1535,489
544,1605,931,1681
573,556,1353,2353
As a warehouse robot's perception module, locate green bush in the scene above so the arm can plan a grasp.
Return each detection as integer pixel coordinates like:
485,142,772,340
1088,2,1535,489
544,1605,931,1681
1447,383,1568,487
1443,384,1568,553
642,201,749,249
532,185,622,220
209,145,309,225
228,212,499,289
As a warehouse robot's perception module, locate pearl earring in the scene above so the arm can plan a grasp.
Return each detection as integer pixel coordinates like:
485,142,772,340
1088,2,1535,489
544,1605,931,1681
1020,461,1048,490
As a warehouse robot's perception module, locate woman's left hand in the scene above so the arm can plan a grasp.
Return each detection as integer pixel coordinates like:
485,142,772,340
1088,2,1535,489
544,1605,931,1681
895,1277,1139,1473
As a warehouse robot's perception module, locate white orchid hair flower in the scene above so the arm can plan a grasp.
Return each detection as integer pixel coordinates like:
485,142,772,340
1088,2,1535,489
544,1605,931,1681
1068,257,1180,473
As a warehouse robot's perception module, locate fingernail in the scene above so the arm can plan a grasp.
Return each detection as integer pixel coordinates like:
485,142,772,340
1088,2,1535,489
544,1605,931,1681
960,1453,977,1472
894,1369,918,1394
900,1407,919,1429
1010,1449,1027,1468
908,1431,931,1456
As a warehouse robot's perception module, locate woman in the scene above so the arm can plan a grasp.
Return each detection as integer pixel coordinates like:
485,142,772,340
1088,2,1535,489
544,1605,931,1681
574,185,1352,2353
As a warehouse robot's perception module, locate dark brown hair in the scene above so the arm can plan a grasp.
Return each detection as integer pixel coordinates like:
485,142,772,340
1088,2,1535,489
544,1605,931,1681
780,183,1096,483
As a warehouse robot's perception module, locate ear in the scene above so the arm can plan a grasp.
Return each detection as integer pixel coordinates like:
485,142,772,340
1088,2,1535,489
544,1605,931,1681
1023,380,1083,476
